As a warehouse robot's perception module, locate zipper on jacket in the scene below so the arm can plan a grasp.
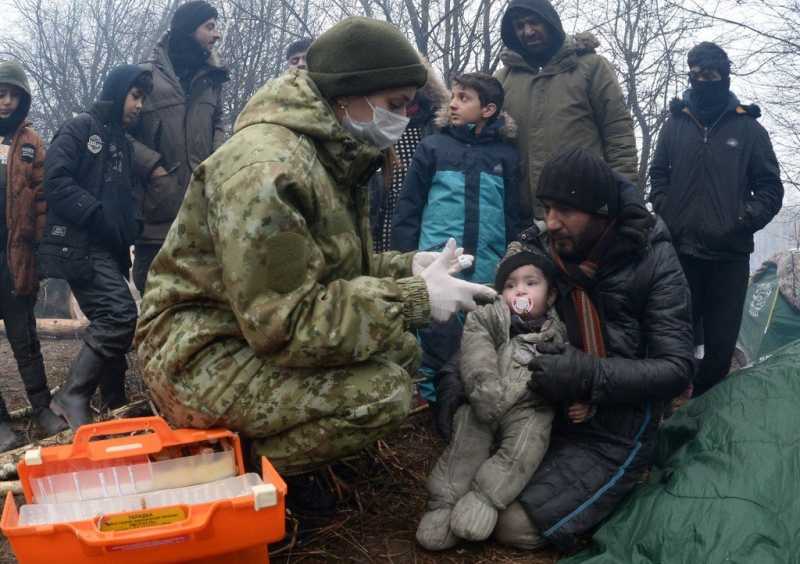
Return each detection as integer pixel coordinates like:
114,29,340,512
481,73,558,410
701,112,726,144
683,107,730,253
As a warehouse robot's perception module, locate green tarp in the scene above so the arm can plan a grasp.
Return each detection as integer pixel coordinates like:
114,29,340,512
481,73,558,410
565,339,800,563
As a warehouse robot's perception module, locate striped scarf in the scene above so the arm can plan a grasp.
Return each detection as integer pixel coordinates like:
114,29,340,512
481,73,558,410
550,220,617,358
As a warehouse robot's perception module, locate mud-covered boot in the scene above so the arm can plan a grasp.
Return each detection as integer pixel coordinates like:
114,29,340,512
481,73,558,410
0,396,22,452
50,346,107,430
28,390,68,435
99,357,128,412
284,473,337,517
0,420,21,453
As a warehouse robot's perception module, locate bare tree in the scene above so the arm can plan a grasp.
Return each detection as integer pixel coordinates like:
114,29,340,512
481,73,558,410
567,0,704,195
2,0,173,141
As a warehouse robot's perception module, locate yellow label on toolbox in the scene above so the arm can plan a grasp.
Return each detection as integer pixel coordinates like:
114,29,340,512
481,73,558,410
100,507,186,532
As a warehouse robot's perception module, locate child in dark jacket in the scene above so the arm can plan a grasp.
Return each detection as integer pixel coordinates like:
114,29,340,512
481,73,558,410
38,65,152,430
0,60,67,449
391,73,520,401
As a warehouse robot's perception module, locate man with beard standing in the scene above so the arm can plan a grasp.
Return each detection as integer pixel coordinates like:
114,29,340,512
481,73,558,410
496,0,638,226
129,1,230,294
649,43,783,397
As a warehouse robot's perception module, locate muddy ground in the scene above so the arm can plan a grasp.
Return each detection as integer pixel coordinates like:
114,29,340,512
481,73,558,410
0,336,592,563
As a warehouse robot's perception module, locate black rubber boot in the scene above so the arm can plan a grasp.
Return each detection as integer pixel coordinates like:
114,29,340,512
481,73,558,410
50,346,107,430
0,421,21,453
245,442,337,517
99,357,128,411
28,390,69,435
284,473,337,517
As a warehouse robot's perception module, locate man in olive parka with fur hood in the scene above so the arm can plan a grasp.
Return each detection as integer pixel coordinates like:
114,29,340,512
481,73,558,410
496,0,638,226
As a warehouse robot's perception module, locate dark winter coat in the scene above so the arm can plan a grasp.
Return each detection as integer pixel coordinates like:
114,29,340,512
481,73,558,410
512,216,693,550
391,112,520,283
129,30,230,244
3,119,46,297
38,93,144,281
649,94,783,261
0,60,46,296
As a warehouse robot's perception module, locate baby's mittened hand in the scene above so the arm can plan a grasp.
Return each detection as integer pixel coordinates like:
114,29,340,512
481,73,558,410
568,402,591,424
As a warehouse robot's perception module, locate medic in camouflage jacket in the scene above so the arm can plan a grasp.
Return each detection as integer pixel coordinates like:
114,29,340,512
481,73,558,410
135,71,432,474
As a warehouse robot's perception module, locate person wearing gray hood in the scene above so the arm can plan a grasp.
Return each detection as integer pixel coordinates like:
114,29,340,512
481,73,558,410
0,60,68,449
495,0,638,226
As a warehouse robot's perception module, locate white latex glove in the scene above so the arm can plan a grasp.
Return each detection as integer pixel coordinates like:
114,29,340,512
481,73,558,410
419,239,496,322
412,246,474,276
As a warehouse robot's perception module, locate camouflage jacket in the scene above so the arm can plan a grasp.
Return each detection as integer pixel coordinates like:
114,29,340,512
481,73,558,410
135,71,431,376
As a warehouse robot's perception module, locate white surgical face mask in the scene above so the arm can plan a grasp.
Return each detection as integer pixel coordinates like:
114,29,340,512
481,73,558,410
342,96,410,150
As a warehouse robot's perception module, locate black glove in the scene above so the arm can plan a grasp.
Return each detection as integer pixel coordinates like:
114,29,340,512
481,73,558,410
527,342,597,404
432,351,465,442
617,204,652,251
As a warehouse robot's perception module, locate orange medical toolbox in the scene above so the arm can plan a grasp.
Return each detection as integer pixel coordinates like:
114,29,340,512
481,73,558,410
1,416,286,563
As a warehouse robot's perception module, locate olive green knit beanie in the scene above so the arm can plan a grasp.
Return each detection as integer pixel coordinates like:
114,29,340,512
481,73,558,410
307,17,427,98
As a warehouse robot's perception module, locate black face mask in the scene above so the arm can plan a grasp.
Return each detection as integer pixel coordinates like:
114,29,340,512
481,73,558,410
689,76,730,109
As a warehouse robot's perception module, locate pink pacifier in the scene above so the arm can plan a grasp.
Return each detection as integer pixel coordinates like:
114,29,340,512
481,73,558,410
513,297,533,314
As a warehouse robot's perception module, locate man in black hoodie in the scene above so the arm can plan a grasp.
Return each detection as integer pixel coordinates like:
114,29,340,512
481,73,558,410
39,65,153,430
649,43,783,397
495,0,637,226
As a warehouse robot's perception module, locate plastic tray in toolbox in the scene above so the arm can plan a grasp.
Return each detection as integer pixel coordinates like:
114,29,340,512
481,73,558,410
0,416,286,563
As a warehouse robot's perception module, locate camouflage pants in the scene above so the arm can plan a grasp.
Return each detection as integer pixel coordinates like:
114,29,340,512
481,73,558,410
155,332,419,475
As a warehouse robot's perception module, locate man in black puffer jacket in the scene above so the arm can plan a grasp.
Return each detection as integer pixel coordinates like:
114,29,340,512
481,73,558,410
649,43,783,397
38,65,152,430
434,147,693,551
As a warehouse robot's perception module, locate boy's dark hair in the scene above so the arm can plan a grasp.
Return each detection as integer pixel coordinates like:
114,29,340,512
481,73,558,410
687,42,731,79
453,72,504,122
286,37,313,61
133,72,154,95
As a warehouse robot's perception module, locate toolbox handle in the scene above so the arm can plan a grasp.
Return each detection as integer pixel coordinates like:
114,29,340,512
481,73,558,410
69,417,179,460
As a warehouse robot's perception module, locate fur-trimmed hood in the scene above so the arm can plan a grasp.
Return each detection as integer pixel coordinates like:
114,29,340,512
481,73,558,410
415,55,450,115
434,107,518,141
669,94,761,119
500,32,600,70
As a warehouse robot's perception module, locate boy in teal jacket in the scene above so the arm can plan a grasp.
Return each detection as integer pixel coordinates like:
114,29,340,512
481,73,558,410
392,73,520,400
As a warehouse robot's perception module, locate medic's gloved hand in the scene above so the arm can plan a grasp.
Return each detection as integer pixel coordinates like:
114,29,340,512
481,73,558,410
419,239,496,323
412,246,474,276
527,342,597,404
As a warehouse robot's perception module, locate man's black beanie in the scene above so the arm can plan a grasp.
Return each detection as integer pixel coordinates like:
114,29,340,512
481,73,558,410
171,1,218,35
536,147,618,218
501,0,566,54
687,42,731,79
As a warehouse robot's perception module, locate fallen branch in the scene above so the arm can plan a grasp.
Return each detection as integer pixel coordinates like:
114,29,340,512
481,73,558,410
0,480,23,496
0,318,88,339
